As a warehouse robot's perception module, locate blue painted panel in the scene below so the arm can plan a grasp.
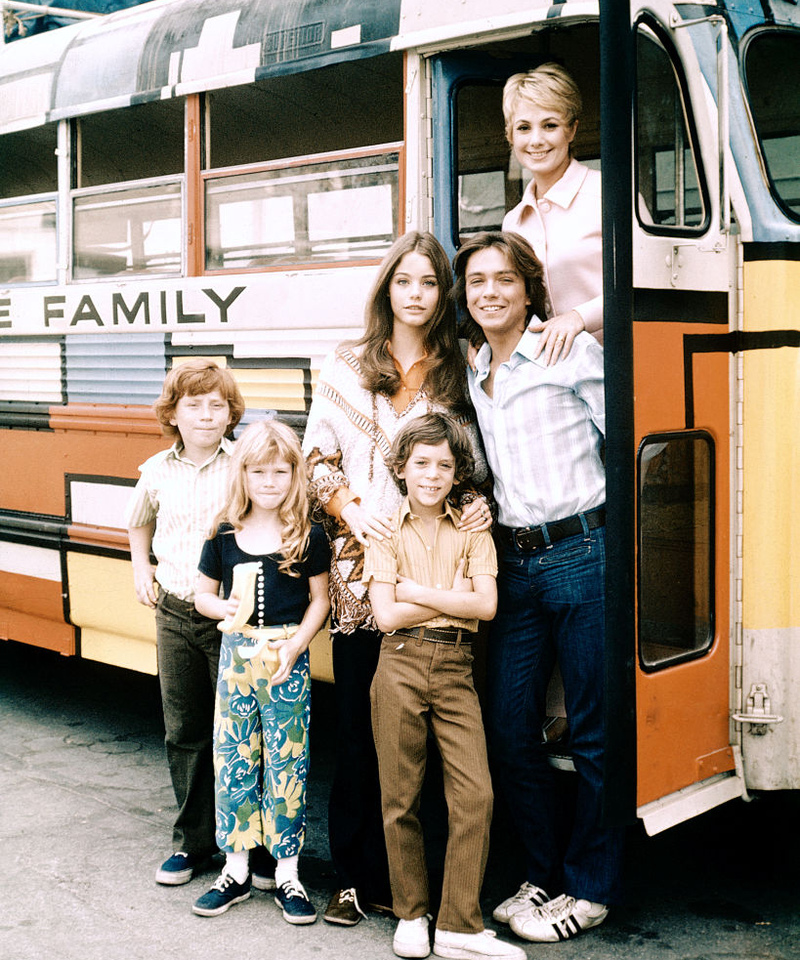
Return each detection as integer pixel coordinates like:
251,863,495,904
65,332,166,405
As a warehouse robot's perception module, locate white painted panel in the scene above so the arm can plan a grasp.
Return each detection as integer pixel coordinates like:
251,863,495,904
0,542,61,581
395,0,595,49
739,626,800,790
70,481,133,529
0,340,61,402
638,769,746,836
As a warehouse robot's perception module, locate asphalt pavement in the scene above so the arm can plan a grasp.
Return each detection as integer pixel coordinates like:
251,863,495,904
1,639,799,960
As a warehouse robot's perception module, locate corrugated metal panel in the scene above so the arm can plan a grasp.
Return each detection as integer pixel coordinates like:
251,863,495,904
232,366,308,412
0,0,402,135
64,332,166,404
0,339,63,402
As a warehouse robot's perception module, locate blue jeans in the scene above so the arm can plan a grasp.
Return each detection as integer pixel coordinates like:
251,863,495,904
486,523,624,904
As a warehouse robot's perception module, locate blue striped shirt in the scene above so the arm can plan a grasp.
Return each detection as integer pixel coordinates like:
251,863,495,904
468,329,605,528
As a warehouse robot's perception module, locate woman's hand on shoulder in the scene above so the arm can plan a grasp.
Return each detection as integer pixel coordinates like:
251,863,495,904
340,500,394,546
530,310,585,365
458,497,492,533
466,341,479,373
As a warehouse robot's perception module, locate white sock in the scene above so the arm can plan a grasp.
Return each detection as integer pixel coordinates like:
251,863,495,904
224,849,249,885
274,854,299,888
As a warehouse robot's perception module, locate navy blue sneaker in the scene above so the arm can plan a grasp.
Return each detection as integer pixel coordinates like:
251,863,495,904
155,851,198,886
192,873,251,917
274,879,317,925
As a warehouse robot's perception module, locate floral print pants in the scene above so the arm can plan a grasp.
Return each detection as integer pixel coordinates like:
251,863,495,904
213,632,310,857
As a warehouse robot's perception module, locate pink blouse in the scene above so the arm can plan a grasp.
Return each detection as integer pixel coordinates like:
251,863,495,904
503,159,603,341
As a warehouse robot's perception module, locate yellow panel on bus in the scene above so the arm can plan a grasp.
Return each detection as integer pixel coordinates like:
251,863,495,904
66,552,334,681
742,258,800,631
67,553,158,674
234,368,308,412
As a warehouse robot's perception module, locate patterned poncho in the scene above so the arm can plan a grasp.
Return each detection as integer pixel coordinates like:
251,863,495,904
303,345,488,634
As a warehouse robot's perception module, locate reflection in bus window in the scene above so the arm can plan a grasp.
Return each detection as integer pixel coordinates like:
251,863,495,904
746,32,800,219
0,124,58,283
205,56,403,168
205,150,400,269
456,83,508,241
76,101,184,188
203,54,403,269
0,201,57,285
638,433,714,670
73,183,182,279
72,101,184,279
636,25,707,231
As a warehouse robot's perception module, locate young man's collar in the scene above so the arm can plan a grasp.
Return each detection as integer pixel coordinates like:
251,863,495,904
473,342,493,378
513,325,552,366
171,434,234,463
400,495,459,524
472,318,546,377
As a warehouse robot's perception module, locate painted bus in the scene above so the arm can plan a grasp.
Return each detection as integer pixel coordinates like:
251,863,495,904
1,0,798,835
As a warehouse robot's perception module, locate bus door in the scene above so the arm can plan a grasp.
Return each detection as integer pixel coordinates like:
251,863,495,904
628,9,745,833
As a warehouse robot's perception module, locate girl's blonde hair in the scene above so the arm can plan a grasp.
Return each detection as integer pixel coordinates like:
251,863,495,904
212,419,310,577
502,63,582,144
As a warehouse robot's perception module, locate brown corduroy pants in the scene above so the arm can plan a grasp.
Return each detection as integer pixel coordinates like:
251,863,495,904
370,635,494,933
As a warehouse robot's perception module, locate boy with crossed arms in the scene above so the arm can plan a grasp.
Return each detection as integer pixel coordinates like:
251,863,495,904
364,412,524,960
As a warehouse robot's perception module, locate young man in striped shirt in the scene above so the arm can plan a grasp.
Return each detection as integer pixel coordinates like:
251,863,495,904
126,360,247,886
454,232,623,943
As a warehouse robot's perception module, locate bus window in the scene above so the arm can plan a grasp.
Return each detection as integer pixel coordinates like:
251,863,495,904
455,83,508,243
0,124,58,284
635,23,708,232
638,432,714,670
203,54,403,269
745,31,800,220
72,100,184,279
205,149,400,269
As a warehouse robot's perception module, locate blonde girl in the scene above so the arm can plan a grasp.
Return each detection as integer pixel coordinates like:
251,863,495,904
193,420,330,923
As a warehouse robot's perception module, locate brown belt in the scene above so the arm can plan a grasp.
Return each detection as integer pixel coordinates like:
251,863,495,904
391,626,472,645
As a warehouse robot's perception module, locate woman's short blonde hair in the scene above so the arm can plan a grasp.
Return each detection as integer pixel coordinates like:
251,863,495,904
502,63,582,143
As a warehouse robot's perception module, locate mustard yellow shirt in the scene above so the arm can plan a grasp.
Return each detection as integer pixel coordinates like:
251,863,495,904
363,498,497,632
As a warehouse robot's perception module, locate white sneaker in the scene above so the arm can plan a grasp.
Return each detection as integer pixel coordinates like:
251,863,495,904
251,872,276,891
510,893,608,942
492,881,550,923
433,928,526,960
394,915,432,958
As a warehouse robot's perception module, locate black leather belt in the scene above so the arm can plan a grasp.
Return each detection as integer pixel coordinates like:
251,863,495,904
392,626,471,645
497,506,605,551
